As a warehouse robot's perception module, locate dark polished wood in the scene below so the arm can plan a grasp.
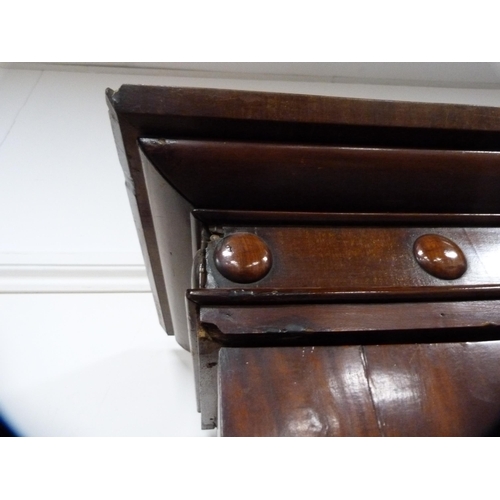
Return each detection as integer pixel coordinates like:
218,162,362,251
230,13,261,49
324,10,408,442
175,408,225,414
218,346,381,437
108,85,500,435
219,343,500,437
201,301,500,337
188,285,500,306
205,227,500,290
413,234,467,280
110,84,500,135
214,233,272,284
193,209,500,227
140,139,500,213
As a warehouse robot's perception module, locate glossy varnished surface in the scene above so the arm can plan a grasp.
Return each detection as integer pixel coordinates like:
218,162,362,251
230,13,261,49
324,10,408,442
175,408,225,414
110,85,500,135
108,85,500,435
193,209,500,227
214,233,272,284
413,234,467,280
205,227,500,289
108,85,500,347
188,285,500,306
363,342,500,436
140,139,500,213
201,301,500,337
218,343,500,436
218,346,381,436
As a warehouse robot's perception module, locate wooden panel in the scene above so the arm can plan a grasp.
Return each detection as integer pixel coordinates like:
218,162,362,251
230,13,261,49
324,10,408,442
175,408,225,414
201,301,500,338
140,140,500,213
218,343,500,436
110,85,500,139
363,342,500,436
205,227,500,289
107,85,500,350
218,346,381,437
188,285,500,305
106,94,172,335
140,151,193,350
193,209,500,227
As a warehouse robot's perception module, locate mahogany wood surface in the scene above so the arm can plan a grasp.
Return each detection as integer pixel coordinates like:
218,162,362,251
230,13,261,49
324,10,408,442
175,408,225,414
108,85,500,435
108,86,500,347
218,343,500,437
413,234,467,280
213,233,272,284
188,285,500,306
201,301,500,337
205,227,500,289
193,209,500,228
140,139,500,213
110,85,500,135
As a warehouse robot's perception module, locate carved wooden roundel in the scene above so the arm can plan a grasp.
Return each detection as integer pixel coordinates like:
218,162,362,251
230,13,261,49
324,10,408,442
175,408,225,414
413,234,467,280
214,233,272,283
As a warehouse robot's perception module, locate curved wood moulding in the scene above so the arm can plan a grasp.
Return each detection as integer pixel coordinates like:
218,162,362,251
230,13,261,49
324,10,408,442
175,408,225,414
187,285,500,305
192,209,500,227
140,139,500,213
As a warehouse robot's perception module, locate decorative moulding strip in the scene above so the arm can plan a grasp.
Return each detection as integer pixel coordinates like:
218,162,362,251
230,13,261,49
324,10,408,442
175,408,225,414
0,265,151,293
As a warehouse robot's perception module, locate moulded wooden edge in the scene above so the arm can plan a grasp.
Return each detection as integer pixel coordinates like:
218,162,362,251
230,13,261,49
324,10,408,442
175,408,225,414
108,85,500,131
187,285,500,306
140,139,500,213
200,300,500,337
192,209,500,227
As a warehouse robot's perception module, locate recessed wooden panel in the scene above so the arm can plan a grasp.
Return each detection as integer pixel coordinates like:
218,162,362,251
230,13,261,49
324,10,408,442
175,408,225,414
205,227,500,289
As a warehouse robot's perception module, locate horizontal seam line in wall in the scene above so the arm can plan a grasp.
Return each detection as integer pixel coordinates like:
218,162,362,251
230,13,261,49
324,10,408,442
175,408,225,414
0,264,151,293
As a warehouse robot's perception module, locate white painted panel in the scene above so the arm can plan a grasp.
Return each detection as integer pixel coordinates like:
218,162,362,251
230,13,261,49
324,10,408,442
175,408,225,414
0,69,42,144
0,71,143,262
0,292,215,436
0,264,150,293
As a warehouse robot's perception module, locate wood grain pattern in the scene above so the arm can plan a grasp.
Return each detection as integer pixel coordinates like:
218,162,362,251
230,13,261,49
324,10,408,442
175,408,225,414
193,209,500,227
140,139,500,213
218,346,381,437
201,301,500,338
188,284,500,305
363,342,500,436
108,85,500,436
111,85,500,136
108,85,500,351
218,343,500,436
140,150,193,350
205,227,500,290
106,94,173,336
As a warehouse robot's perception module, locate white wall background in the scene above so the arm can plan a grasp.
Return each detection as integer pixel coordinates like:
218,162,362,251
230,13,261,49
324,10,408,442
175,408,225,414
1,63,500,436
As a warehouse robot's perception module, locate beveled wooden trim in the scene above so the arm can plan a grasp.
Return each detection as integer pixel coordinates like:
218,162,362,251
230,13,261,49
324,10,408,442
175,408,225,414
106,94,173,334
193,209,500,227
140,139,500,213
188,285,500,306
200,300,500,336
109,85,500,132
